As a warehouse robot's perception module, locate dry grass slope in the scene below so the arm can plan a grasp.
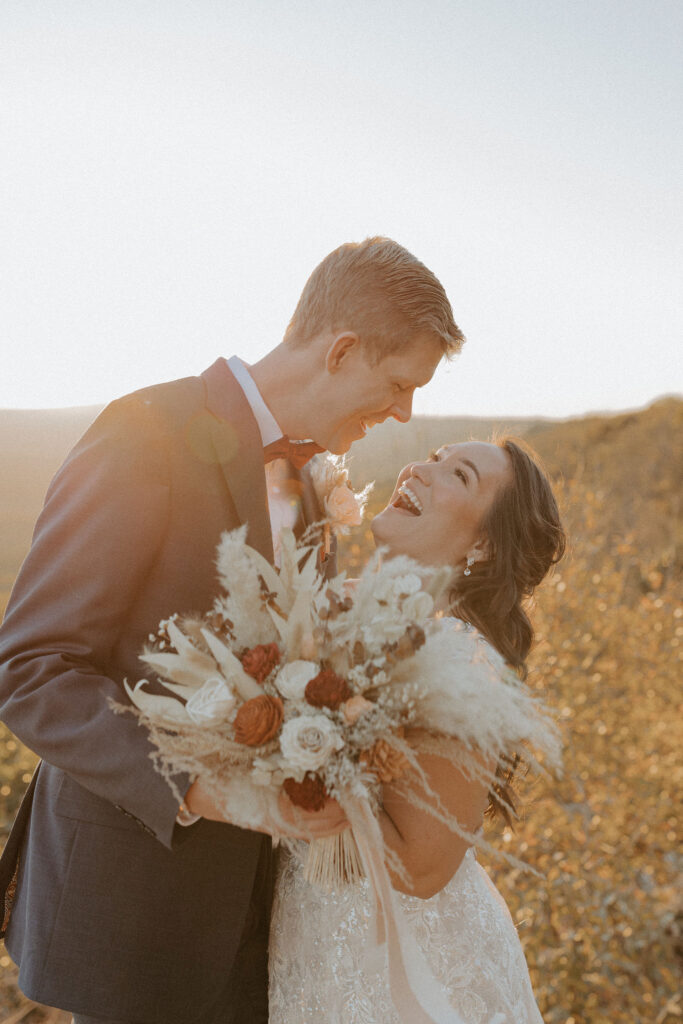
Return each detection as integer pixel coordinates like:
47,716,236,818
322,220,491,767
1,397,681,1021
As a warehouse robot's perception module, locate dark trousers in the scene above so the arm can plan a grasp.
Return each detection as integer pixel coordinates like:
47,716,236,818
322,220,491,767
71,948,267,1024
70,929,268,1024
71,843,272,1024
70,944,267,1024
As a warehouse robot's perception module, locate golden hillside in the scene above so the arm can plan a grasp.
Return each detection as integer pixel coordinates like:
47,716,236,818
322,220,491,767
0,396,681,1022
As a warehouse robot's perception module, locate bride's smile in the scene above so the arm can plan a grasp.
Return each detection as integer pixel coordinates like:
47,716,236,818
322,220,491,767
372,440,512,570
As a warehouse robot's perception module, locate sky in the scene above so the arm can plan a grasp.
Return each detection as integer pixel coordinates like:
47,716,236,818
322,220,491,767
2,0,681,417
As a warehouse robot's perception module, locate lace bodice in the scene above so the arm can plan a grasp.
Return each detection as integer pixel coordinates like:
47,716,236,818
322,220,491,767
269,843,544,1024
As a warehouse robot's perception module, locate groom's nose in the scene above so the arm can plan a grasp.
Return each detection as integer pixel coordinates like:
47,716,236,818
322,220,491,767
390,390,414,423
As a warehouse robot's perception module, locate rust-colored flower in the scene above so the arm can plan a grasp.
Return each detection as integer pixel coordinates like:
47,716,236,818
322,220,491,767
241,642,281,683
282,773,328,811
360,738,409,783
305,669,352,710
233,695,283,746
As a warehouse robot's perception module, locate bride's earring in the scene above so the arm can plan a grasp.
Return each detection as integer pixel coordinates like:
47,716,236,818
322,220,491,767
463,556,475,577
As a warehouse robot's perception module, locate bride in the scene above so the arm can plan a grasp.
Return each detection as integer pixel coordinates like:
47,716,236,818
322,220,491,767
268,437,565,1024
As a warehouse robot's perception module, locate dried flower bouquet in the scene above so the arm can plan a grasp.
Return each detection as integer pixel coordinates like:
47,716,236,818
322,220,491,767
120,523,560,887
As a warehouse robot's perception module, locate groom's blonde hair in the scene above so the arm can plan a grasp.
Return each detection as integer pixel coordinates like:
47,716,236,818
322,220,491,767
284,237,464,363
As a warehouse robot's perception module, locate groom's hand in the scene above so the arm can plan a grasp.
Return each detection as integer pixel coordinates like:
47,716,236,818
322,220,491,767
183,778,349,840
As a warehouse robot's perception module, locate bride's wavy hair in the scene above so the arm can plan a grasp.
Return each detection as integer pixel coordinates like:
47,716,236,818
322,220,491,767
448,438,566,823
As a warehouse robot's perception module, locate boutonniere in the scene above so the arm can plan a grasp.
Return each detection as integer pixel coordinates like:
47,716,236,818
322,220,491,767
308,454,372,553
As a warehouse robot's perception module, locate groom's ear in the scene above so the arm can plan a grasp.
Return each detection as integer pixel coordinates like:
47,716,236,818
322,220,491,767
325,332,360,374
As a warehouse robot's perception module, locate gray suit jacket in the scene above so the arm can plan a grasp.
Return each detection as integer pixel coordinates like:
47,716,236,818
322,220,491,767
0,358,335,1022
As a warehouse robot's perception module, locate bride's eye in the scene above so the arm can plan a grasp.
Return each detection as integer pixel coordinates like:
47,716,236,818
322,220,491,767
455,468,468,484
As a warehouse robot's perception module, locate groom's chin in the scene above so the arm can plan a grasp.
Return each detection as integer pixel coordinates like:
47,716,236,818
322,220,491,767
326,438,353,456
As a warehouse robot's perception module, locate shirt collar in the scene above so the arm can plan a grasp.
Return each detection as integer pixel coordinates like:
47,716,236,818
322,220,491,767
226,355,284,447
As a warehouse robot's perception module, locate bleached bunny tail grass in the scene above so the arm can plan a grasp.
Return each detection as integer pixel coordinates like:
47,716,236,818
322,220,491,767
214,526,278,648
403,620,562,772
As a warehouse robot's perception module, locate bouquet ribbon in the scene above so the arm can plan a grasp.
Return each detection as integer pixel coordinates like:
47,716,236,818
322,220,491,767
341,789,468,1024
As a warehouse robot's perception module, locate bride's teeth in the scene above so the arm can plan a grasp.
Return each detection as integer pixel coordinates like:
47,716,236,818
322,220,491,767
397,483,423,515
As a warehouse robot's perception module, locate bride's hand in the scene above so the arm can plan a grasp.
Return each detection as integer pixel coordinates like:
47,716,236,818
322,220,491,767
277,792,349,840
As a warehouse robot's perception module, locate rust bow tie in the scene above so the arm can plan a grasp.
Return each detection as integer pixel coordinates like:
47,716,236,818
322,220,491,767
263,436,325,469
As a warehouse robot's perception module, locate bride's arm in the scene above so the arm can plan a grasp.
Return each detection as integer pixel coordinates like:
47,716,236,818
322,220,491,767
379,730,493,899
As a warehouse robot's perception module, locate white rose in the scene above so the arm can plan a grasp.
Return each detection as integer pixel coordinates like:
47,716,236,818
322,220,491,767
403,590,434,621
325,484,362,528
395,573,423,595
373,573,422,605
274,660,319,701
185,676,236,725
279,714,344,772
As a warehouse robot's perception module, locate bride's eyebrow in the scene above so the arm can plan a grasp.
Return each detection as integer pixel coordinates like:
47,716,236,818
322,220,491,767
461,458,480,483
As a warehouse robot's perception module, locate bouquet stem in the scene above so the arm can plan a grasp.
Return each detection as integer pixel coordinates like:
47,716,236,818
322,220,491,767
304,830,364,889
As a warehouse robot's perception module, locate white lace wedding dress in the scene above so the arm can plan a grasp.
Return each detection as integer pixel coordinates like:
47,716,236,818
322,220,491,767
269,841,544,1024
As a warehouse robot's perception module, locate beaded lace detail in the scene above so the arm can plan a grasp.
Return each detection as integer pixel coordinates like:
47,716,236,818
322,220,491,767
269,843,544,1024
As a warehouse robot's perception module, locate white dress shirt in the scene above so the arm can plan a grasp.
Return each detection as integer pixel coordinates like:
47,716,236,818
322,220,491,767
227,356,302,565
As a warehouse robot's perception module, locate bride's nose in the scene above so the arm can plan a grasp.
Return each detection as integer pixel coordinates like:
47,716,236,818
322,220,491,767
396,461,432,491
397,463,416,487
410,461,432,486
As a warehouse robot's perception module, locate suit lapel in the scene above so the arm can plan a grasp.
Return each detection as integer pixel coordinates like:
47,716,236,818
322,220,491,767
200,358,274,564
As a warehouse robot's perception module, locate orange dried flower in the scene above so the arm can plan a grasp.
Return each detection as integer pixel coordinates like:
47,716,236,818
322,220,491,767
233,695,283,746
305,669,352,710
343,694,374,724
360,738,409,783
283,773,328,812
241,643,281,683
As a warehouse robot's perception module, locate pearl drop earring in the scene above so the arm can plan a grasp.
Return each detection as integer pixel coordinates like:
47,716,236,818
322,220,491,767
464,557,475,577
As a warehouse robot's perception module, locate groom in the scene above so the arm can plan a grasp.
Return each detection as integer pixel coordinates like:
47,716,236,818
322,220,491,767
0,237,463,1023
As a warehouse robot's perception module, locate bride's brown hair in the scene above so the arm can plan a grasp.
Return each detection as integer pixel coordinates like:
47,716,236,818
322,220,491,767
448,438,566,822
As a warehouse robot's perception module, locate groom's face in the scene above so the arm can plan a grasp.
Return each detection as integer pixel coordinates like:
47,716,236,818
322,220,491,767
319,334,443,454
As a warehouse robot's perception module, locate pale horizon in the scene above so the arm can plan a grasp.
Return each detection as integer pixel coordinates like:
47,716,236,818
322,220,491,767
2,1,681,417
2,391,679,424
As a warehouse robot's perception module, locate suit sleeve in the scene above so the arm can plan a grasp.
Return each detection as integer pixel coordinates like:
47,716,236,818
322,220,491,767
0,394,186,848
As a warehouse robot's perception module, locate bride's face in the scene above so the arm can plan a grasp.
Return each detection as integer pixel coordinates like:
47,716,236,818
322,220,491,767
371,441,512,569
